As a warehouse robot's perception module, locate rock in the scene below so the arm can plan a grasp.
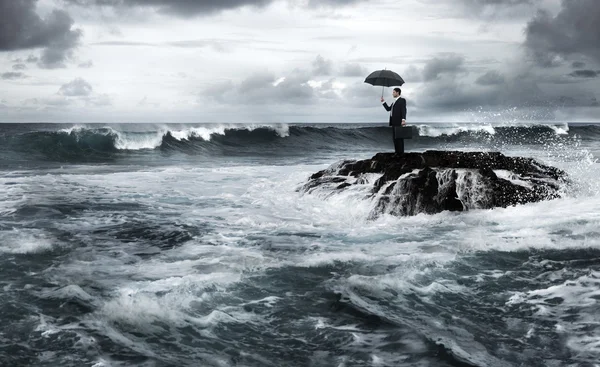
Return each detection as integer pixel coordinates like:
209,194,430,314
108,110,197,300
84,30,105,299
300,151,568,218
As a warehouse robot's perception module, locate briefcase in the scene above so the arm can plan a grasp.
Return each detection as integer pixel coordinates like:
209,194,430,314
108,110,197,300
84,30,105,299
394,126,413,139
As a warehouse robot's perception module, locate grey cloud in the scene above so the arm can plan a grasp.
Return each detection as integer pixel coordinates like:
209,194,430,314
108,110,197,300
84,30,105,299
202,80,235,103
414,63,600,113
314,78,339,100
422,54,466,81
305,0,365,8
58,78,93,96
437,0,538,19
525,0,600,66
1,72,27,80
203,70,316,105
402,65,422,83
312,55,333,76
26,55,39,63
92,38,280,54
572,61,586,68
64,0,367,17
569,70,598,78
408,53,578,112
64,0,273,17
340,63,366,77
0,0,82,68
12,64,27,70
342,81,385,108
460,0,535,6
25,96,71,107
476,70,505,85
78,60,93,68
240,72,276,91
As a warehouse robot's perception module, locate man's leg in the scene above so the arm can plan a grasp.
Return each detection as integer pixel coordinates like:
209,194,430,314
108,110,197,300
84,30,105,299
394,137,404,154
392,127,404,154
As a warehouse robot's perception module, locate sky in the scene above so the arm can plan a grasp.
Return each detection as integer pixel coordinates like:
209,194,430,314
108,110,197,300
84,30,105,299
1,0,599,123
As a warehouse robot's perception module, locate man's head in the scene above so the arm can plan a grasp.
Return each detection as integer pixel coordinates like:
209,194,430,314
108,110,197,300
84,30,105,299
392,88,401,98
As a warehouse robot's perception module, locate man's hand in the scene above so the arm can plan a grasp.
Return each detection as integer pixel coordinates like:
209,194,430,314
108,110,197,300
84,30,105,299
381,97,385,103
401,119,406,126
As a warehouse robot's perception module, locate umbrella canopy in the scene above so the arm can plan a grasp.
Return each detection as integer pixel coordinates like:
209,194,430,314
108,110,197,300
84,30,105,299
364,69,405,87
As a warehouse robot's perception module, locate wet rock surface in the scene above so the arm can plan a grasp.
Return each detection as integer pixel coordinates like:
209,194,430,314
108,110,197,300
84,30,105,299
301,151,568,218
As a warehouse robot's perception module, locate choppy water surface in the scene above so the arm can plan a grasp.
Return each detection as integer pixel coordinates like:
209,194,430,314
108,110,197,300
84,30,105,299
1,122,599,366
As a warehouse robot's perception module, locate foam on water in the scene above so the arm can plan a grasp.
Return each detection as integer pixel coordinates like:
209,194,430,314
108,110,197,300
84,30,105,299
2,123,600,365
0,229,54,254
416,123,496,137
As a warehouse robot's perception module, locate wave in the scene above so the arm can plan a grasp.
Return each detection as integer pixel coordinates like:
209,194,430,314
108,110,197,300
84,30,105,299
0,123,591,161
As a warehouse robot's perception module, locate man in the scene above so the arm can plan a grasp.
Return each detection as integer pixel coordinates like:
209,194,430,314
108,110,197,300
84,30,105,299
381,87,407,154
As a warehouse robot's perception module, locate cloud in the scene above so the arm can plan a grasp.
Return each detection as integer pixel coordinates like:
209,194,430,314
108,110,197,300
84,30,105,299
569,70,598,78
12,64,27,70
342,81,386,108
78,60,94,68
0,0,82,68
572,61,586,68
26,55,39,63
460,0,534,6
1,72,27,80
525,0,600,66
63,0,272,17
58,78,93,96
25,96,71,107
63,0,367,17
422,54,466,81
476,70,506,85
340,63,367,77
203,69,317,105
432,0,538,19
312,55,333,76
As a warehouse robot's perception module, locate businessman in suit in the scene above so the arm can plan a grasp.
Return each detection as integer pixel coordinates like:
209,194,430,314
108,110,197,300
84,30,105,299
381,87,407,154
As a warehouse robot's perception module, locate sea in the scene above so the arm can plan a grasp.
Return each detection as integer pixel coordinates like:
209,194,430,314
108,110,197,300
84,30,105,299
1,122,599,367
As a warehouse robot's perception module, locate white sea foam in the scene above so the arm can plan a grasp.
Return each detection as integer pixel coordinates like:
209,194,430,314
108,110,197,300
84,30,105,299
57,124,291,151
113,129,166,150
4,144,599,365
0,229,54,254
548,123,569,135
415,124,496,137
506,271,600,359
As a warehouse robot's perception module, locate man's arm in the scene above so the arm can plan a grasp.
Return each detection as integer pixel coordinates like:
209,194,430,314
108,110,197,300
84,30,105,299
381,97,391,111
401,99,407,125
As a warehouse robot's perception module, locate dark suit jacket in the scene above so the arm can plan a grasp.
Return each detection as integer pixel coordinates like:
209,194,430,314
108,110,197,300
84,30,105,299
382,97,407,126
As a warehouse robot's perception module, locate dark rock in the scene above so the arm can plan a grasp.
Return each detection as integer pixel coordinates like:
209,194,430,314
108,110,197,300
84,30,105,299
299,151,568,218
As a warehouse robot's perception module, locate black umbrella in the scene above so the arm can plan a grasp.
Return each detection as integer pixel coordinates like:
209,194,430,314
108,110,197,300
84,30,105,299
364,69,405,98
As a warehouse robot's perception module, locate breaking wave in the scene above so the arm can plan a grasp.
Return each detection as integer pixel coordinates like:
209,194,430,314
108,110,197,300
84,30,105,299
0,122,589,161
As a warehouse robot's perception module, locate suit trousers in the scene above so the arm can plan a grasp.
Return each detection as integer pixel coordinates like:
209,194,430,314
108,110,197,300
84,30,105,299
392,126,404,154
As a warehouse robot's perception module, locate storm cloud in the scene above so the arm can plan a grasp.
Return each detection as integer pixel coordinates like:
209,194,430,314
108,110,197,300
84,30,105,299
422,54,466,81
63,0,365,16
203,69,317,105
0,0,82,68
569,70,598,78
525,0,600,66
476,70,506,86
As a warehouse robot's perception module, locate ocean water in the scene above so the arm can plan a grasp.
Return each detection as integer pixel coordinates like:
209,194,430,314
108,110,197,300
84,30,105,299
1,122,599,367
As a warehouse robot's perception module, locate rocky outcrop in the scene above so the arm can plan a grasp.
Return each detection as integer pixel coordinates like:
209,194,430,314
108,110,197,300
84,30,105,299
300,151,567,218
